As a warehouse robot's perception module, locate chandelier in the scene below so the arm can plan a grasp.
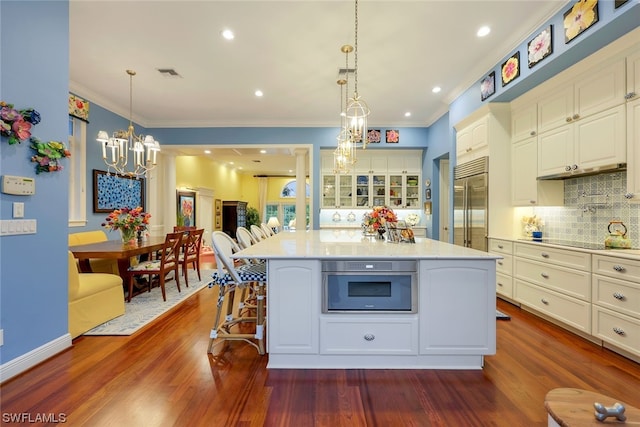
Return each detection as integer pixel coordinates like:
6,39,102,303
334,45,356,174
96,70,160,178
345,0,370,148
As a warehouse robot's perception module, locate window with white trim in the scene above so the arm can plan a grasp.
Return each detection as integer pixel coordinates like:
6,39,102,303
68,116,87,227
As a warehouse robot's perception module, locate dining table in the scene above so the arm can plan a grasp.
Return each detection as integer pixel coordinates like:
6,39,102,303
69,235,167,279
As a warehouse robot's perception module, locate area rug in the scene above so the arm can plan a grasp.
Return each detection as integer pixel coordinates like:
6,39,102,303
496,310,511,321
84,269,215,336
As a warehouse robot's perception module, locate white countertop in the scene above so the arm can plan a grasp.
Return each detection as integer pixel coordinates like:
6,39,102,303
493,237,640,261
234,230,500,260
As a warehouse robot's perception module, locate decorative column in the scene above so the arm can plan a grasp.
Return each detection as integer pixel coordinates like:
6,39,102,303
294,148,307,230
161,152,177,236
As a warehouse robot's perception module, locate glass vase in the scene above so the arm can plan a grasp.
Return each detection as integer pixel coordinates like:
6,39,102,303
120,228,136,244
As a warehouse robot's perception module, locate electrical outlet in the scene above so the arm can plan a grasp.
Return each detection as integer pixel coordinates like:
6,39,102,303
0,329,4,346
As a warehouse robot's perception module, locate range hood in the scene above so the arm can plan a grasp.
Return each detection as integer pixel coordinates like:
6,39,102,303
537,163,626,180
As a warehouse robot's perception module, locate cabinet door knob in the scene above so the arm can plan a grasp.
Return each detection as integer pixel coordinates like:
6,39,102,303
613,265,626,272
497,260,503,266
363,334,375,341
497,244,504,249
541,252,549,258
572,164,578,170
541,298,549,305
541,272,549,279
625,92,637,100
613,292,626,300
497,282,503,287
566,117,572,122
565,165,572,171
613,327,625,336
625,193,634,199
572,114,580,120
530,131,536,136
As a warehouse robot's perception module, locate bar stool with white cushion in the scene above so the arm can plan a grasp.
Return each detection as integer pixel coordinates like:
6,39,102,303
208,231,267,355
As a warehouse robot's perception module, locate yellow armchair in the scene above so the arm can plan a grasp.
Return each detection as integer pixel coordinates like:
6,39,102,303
68,230,119,275
68,251,125,338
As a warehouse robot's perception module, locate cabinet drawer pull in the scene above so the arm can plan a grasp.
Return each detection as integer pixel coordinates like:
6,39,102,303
497,282,503,287
364,334,375,341
613,265,626,272
541,252,549,258
497,261,503,266
625,193,635,199
625,92,636,100
541,272,549,279
613,292,626,300
613,327,625,336
497,244,504,249
541,298,549,305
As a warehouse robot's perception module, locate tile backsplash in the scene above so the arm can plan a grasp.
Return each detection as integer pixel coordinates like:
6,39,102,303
526,172,639,247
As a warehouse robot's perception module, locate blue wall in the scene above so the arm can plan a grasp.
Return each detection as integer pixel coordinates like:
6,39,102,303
0,1,69,364
0,0,638,377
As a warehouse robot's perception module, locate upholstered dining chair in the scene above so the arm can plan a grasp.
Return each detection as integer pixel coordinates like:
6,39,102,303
250,224,267,242
208,231,267,355
126,232,183,302
179,228,204,287
260,223,275,237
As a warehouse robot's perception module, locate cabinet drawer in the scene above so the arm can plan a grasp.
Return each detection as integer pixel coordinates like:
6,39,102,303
514,243,591,270
514,258,591,301
593,254,640,283
320,316,418,355
496,272,513,299
489,239,513,255
593,274,640,319
592,305,640,357
495,254,512,275
514,279,591,333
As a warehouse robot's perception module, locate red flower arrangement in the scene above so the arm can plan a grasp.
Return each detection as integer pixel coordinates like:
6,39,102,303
362,206,397,230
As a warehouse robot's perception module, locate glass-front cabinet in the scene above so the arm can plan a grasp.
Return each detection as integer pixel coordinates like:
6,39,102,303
389,173,421,208
355,174,386,208
322,174,354,208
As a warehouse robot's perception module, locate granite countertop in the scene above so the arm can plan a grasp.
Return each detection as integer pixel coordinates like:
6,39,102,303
234,229,500,260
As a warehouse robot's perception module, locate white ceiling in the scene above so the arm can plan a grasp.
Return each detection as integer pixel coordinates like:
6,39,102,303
70,0,568,174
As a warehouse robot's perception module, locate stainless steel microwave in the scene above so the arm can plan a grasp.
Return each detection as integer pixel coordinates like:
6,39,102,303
322,260,417,313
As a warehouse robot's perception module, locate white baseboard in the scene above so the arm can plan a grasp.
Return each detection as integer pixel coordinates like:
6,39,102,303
0,334,72,383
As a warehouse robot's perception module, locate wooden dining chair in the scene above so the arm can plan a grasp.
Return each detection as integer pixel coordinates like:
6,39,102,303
179,228,204,287
126,232,183,302
208,231,267,355
173,225,196,233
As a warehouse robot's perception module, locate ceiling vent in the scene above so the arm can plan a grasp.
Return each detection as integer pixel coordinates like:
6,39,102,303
157,68,181,78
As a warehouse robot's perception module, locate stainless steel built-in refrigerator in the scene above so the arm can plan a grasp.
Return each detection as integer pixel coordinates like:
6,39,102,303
453,156,488,251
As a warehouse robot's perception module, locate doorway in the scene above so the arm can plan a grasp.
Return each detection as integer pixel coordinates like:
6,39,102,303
439,159,450,243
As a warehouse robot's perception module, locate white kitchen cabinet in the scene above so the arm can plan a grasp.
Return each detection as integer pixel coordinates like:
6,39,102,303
489,238,514,300
355,154,387,173
321,174,354,208
626,98,640,201
625,47,640,102
268,260,320,354
511,104,538,143
455,116,489,163
419,259,496,355
537,58,626,134
354,173,386,208
387,154,422,173
513,242,592,333
538,104,626,178
511,136,563,206
592,254,640,358
388,173,421,209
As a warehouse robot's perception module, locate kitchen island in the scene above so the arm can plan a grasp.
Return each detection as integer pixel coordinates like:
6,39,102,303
233,229,500,369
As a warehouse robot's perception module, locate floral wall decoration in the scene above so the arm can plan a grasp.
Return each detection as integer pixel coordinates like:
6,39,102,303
528,25,553,68
501,51,520,87
563,0,598,44
385,129,400,144
0,101,41,145
30,137,70,174
69,94,90,122
480,71,496,101
367,129,381,144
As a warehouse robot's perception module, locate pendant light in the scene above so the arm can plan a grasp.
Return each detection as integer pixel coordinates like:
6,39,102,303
345,0,370,148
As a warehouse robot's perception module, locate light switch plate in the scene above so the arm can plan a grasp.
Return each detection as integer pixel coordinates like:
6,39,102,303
13,202,24,218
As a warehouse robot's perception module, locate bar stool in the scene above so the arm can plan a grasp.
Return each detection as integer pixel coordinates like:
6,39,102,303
208,231,267,355
250,224,267,242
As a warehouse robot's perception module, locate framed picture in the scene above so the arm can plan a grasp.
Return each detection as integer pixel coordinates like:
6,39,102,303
564,0,598,44
501,51,520,87
480,71,495,101
424,201,432,215
367,129,381,144
615,0,629,8
93,169,145,213
528,25,553,68
386,129,400,144
215,198,221,214
177,190,196,227
69,93,90,122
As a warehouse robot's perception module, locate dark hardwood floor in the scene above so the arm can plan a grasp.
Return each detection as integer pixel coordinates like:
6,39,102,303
2,263,640,426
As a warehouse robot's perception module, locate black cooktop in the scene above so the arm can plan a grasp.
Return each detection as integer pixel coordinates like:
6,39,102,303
518,239,637,250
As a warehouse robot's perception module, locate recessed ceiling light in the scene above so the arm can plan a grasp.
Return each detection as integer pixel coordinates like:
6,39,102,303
204,149,211,154
229,161,234,165
255,90,264,97
260,149,267,154
432,86,441,93
221,29,234,40
477,26,491,37
404,112,411,117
